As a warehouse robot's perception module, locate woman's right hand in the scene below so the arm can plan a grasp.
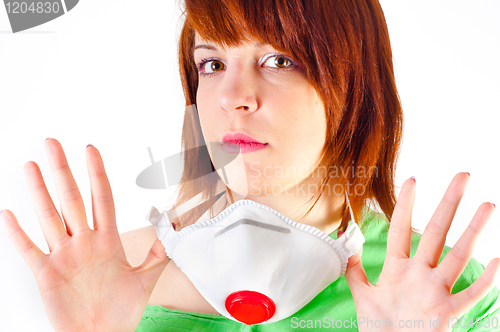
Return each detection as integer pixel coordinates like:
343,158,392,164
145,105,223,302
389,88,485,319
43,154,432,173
1,138,170,332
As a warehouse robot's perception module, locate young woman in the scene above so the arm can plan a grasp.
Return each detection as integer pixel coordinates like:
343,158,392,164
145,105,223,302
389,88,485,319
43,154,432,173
2,0,499,331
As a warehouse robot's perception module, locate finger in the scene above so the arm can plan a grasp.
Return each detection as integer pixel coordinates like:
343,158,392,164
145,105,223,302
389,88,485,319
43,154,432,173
45,139,88,236
386,177,416,259
344,252,371,299
414,172,469,267
24,161,69,251
85,145,117,232
449,258,500,318
137,238,170,296
436,202,495,291
1,210,48,275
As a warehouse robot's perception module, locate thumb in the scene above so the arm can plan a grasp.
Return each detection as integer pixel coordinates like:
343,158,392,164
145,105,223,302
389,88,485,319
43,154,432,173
137,238,170,294
344,250,370,296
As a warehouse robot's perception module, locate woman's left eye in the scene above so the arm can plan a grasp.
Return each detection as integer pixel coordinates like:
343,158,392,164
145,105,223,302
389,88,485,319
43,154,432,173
262,55,296,69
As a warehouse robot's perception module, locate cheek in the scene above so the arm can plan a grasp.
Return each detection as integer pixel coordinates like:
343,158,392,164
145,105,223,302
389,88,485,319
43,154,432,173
297,89,327,140
273,90,326,145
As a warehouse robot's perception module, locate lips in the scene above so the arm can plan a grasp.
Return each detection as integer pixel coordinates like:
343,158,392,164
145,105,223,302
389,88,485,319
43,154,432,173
222,133,265,144
221,132,268,153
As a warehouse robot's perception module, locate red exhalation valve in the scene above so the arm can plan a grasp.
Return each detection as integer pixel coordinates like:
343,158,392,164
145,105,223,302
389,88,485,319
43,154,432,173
225,290,276,325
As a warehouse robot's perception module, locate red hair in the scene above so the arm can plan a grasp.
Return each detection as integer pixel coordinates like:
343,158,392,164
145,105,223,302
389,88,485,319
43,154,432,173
171,0,418,236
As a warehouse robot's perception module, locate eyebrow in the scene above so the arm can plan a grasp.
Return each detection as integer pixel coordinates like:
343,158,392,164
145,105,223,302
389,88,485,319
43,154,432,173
193,44,219,52
193,41,268,53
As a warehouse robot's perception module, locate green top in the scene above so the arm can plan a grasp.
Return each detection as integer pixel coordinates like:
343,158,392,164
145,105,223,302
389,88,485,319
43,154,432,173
135,209,500,331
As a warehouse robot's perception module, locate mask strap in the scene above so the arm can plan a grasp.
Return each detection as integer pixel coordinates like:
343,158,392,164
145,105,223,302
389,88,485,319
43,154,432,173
147,184,226,232
342,192,365,257
345,192,356,225
166,184,226,222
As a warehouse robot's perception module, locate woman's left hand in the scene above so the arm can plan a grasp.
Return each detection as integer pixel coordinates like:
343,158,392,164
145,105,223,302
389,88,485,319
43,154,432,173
344,172,500,332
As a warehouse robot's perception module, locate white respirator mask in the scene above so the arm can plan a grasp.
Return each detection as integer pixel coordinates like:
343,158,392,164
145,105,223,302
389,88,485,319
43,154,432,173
145,191,364,325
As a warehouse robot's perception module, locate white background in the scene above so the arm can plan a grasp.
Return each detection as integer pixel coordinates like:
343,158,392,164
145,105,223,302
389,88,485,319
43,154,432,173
0,0,499,331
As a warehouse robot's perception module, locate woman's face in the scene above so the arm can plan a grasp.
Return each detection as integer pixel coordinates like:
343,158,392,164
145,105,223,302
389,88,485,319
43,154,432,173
194,32,328,199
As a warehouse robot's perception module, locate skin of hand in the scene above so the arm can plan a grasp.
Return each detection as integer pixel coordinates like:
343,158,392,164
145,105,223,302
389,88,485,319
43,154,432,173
344,172,499,332
1,139,170,332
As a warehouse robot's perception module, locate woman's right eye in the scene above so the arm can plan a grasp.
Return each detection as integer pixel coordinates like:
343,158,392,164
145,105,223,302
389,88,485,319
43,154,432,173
197,58,225,77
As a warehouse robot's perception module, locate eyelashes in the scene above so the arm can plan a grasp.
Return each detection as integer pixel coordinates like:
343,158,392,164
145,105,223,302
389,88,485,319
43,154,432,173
195,54,299,78
196,57,222,77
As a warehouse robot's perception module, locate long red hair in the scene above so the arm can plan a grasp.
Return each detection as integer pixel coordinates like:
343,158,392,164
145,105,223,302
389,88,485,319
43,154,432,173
170,0,418,236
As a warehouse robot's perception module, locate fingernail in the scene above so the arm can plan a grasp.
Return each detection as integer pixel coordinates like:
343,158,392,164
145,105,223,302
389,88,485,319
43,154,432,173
0,210,3,215
466,172,470,177
87,144,93,148
45,138,51,141
171,223,176,231
410,176,416,182
493,203,496,208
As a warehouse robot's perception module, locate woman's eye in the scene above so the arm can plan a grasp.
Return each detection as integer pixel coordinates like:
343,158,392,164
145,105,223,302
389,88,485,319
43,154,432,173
263,55,294,69
198,59,225,76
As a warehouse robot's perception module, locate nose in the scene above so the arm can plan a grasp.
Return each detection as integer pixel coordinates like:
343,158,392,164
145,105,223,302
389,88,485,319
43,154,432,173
218,62,259,114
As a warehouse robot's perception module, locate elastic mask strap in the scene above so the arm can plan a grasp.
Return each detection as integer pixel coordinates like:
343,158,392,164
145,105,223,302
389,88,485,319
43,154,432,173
343,193,365,257
145,205,174,238
145,185,227,256
167,184,227,221
345,193,355,225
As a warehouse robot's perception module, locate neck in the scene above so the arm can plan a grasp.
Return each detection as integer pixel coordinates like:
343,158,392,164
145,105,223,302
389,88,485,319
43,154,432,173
218,181,346,235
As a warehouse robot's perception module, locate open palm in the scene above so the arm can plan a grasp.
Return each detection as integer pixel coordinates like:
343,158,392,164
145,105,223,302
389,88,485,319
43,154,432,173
1,139,169,332
345,173,499,332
